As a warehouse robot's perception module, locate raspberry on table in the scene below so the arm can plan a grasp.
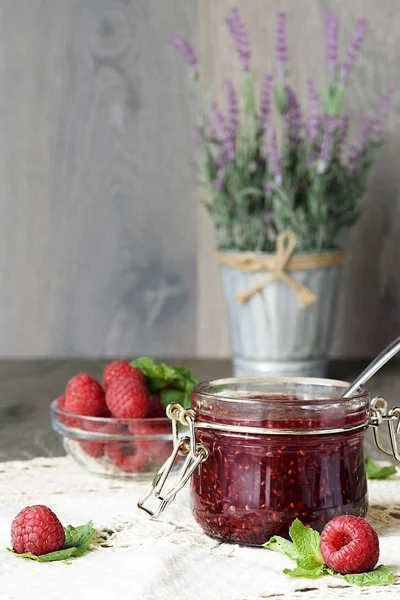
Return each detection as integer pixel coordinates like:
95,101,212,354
105,378,150,418
105,441,148,472
320,515,379,574
103,360,146,391
65,374,109,417
11,505,65,556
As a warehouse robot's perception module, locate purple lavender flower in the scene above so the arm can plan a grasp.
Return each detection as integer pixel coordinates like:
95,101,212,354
340,19,368,84
226,7,251,72
170,35,197,69
275,12,288,79
260,74,274,124
306,78,321,142
223,79,239,159
317,117,339,173
209,102,225,136
264,209,273,222
266,124,282,185
347,117,374,175
284,86,302,144
208,101,229,163
325,12,338,79
370,89,393,143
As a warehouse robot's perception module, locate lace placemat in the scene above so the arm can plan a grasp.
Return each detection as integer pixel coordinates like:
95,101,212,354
0,456,399,600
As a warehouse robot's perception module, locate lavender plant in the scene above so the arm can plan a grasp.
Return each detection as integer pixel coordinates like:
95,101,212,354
171,8,391,252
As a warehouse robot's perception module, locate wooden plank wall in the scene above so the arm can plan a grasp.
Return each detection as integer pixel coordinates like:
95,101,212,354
0,0,398,358
0,0,197,357
197,0,400,359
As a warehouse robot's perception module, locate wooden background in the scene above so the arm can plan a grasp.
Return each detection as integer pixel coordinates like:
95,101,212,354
0,0,398,358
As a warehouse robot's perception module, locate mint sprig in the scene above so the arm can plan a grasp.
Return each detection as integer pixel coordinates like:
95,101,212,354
130,357,198,409
365,458,397,480
263,518,394,587
7,521,95,563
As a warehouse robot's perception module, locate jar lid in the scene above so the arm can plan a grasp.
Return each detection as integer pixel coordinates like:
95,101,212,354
192,377,370,434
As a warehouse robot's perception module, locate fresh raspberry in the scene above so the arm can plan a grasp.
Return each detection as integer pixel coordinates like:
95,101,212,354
146,392,165,418
65,374,108,417
320,516,379,574
56,395,80,427
11,505,65,556
105,378,150,418
79,420,123,458
129,420,173,466
79,440,104,458
105,441,148,472
103,360,146,391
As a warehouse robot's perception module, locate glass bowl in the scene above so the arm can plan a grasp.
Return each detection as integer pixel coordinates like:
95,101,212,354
50,398,176,480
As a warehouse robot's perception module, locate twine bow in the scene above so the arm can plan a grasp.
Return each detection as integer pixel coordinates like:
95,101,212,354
217,231,319,308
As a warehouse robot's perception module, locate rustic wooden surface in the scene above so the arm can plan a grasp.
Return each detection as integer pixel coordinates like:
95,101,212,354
0,0,197,357
0,1,398,359
197,0,400,359
0,358,398,462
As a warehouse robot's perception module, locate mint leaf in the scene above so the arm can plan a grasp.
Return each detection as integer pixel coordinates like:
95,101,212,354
264,519,394,587
289,518,324,568
160,388,185,408
64,521,95,553
263,535,298,560
131,357,197,408
7,521,95,563
284,565,326,579
365,458,397,480
342,565,394,587
130,358,174,391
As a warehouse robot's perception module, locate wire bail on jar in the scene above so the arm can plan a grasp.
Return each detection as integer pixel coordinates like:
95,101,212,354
369,397,400,462
137,403,209,519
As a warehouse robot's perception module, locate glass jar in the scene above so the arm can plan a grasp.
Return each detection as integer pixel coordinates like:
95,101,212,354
138,377,399,547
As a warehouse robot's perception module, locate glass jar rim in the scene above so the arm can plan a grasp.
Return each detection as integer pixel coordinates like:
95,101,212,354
193,376,367,403
192,377,370,432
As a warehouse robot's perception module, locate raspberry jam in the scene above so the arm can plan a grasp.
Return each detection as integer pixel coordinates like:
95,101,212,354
190,378,369,546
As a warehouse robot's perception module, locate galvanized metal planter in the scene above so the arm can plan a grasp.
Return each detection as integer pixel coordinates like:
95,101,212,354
218,248,344,378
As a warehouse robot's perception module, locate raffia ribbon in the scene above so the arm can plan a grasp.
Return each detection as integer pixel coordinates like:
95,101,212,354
216,230,346,308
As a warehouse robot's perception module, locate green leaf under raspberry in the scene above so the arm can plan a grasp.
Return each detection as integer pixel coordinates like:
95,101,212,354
341,565,394,586
263,518,394,587
283,565,326,579
263,535,298,561
288,518,324,569
7,521,95,563
365,458,397,480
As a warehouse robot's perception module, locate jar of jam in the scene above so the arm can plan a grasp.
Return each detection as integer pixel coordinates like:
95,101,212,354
138,377,400,547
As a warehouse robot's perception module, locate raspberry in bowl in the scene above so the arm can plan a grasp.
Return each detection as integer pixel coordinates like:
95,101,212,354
50,361,180,480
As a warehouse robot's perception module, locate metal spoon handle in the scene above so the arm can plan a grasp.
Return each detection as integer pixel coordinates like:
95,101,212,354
343,336,400,398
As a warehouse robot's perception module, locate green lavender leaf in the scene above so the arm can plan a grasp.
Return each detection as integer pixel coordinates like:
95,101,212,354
365,458,397,480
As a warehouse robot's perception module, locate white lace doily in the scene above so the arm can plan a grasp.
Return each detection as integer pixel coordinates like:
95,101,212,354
0,457,399,600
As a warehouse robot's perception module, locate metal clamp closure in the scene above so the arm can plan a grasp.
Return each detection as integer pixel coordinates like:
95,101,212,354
137,404,209,519
369,397,400,462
